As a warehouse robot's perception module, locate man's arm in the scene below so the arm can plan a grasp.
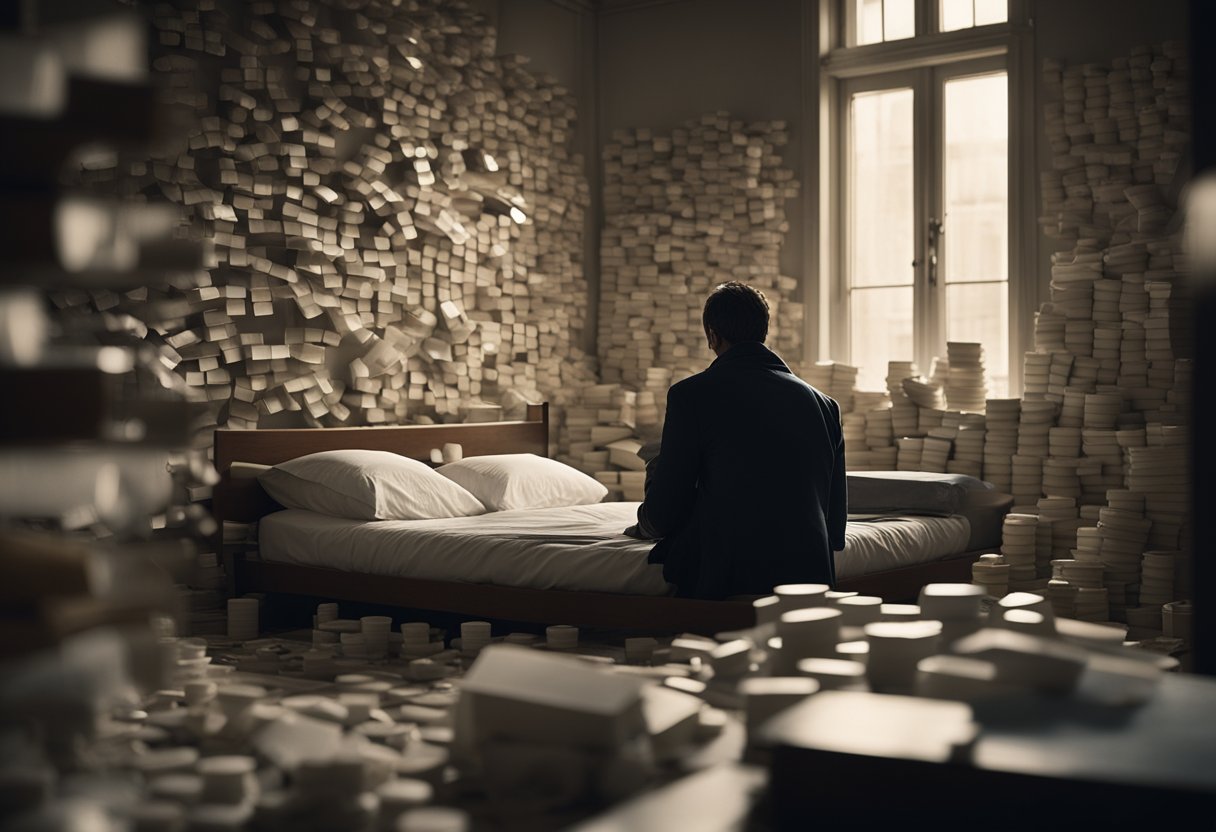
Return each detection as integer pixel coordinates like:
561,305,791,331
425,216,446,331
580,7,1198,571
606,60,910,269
622,447,663,539
828,399,847,553
634,383,700,538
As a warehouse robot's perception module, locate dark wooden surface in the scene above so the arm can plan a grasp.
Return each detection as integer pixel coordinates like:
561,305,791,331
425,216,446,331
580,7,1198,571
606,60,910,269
214,402,549,473
212,403,549,523
231,558,754,635
764,673,1216,827
212,475,282,525
835,550,977,601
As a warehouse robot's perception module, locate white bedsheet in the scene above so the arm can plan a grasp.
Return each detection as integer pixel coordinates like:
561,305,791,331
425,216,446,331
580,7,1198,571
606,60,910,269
257,502,970,595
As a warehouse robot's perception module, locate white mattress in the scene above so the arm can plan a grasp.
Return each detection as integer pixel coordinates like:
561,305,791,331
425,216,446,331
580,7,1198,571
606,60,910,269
257,502,970,596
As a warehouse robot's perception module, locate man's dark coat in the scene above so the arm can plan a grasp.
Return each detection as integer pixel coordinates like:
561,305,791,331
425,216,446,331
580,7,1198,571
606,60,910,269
637,341,847,599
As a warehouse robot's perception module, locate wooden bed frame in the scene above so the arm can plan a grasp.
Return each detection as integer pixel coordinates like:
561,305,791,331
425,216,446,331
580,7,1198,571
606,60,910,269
212,402,975,636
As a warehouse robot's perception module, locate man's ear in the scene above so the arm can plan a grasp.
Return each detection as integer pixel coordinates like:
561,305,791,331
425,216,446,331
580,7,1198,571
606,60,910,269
705,327,719,351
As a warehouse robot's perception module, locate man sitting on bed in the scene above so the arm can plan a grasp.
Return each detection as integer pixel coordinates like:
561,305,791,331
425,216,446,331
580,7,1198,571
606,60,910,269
624,281,847,599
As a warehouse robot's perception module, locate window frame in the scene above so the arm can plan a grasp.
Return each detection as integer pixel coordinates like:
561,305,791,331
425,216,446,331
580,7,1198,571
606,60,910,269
819,0,1035,395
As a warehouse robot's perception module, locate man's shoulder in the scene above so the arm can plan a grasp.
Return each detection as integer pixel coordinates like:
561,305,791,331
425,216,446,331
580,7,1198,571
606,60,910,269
669,371,710,396
799,379,839,409
771,369,834,403
784,378,843,425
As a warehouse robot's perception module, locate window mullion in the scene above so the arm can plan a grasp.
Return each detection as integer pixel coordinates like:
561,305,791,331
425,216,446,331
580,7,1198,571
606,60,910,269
930,67,946,375
913,68,934,378
919,0,935,38
836,77,856,364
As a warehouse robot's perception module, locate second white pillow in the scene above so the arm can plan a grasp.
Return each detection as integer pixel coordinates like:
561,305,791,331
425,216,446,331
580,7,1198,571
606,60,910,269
436,453,608,512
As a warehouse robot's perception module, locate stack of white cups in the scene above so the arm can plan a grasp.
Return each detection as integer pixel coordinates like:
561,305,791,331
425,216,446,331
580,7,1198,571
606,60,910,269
863,621,943,693
774,608,842,674
1163,600,1192,642
710,640,751,678
184,680,217,707
546,624,578,650
409,658,448,681
316,603,339,626
340,632,366,658
773,584,830,613
751,596,781,640
1074,587,1110,621
917,583,985,645
197,755,257,805
376,779,434,831
836,595,883,627
795,657,867,691
401,622,431,657
880,604,922,621
460,621,492,654
972,553,1011,597
215,684,264,728
360,616,392,659
1139,550,1176,606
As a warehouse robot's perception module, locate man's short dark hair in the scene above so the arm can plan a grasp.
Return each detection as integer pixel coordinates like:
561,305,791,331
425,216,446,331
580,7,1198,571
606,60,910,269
702,281,770,344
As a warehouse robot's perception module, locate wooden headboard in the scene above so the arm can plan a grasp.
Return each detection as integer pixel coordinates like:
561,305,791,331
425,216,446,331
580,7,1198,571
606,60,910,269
212,402,549,524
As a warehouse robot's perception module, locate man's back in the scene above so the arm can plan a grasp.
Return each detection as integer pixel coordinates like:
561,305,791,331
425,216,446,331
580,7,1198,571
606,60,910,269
639,341,846,599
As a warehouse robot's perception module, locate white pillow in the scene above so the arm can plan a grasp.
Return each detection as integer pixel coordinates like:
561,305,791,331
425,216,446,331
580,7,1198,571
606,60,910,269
436,453,608,511
258,449,486,521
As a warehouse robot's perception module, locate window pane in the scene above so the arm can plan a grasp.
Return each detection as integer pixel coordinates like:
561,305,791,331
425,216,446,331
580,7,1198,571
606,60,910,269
849,88,914,289
940,0,973,31
852,287,914,392
856,0,883,45
883,0,915,41
974,0,1008,26
946,282,1008,396
943,72,1007,284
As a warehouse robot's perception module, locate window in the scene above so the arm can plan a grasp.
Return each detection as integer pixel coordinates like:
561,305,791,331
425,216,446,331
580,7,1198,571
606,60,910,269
939,0,1008,32
849,0,1007,46
825,0,1024,397
852,0,916,45
941,70,1008,392
847,86,915,387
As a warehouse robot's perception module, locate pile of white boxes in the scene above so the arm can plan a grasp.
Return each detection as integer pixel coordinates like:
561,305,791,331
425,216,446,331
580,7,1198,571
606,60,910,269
598,113,803,397
12,583,1178,830
59,0,594,455
771,42,1193,640
984,42,1190,634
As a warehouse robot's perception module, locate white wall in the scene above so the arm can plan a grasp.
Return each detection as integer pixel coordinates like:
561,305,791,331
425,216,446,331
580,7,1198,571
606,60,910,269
597,0,807,283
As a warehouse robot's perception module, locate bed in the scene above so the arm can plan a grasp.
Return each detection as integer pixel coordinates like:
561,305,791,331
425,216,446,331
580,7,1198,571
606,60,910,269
213,403,1003,634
